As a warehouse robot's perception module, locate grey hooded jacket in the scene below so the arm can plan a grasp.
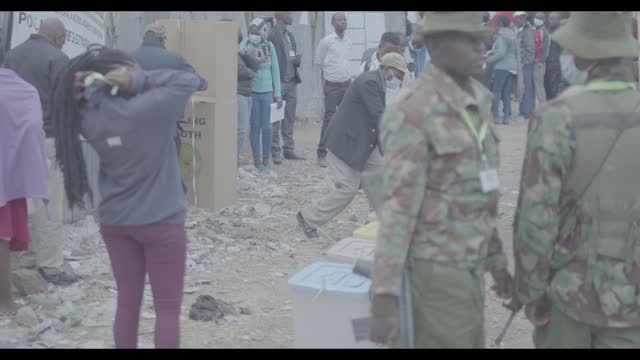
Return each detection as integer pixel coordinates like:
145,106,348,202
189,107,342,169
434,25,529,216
487,28,518,73
80,70,201,225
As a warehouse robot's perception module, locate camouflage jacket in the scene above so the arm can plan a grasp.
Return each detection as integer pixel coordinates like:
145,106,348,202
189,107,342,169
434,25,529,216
371,63,508,298
513,61,640,327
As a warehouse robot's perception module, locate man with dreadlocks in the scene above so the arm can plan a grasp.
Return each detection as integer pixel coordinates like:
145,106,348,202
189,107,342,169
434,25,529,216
50,45,201,348
4,17,78,286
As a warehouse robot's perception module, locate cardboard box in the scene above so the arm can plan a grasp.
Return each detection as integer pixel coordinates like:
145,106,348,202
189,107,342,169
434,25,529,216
180,96,237,210
158,19,239,210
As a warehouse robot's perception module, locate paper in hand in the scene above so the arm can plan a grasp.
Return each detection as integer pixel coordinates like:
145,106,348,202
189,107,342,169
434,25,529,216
270,101,286,123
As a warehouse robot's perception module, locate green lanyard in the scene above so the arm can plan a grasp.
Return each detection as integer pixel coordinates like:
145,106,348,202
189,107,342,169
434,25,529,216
459,109,489,162
584,81,637,92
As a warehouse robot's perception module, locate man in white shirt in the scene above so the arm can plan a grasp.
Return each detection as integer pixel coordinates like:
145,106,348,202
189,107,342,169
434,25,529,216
315,12,353,168
359,32,403,74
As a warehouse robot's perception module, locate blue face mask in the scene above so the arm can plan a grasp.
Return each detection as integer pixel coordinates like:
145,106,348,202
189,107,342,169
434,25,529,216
248,34,262,45
560,53,589,85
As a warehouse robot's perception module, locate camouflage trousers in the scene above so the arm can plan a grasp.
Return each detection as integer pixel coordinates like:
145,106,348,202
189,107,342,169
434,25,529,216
410,259,485,348
534,301,640,348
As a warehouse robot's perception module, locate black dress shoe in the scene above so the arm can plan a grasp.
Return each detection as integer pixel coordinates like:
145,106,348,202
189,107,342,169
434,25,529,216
272,153,283,165
284,152,305,160
296,212,319,239
38,268,78,286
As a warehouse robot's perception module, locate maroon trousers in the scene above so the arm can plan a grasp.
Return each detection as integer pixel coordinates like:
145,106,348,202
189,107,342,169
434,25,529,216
100,224,187,349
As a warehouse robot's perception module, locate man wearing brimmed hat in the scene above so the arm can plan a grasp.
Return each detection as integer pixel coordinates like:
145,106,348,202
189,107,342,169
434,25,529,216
130,21,208,192
369,12,513,348
296,53,408,240
513,12,640,348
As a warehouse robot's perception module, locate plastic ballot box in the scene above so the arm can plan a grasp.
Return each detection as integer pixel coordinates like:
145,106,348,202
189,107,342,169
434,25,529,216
352,221,379,241
287,262,381,348
326,238,376,268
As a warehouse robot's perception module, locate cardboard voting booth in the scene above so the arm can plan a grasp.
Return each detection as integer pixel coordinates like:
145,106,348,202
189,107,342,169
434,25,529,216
158,20,238,210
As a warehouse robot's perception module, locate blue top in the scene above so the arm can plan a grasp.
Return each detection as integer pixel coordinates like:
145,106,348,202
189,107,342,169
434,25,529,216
130,38,208,91
288,261,371,299
407,33,430,78
241,40,282,97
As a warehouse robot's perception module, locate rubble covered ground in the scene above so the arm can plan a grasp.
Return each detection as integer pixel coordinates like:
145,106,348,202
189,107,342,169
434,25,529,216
2,120,534,349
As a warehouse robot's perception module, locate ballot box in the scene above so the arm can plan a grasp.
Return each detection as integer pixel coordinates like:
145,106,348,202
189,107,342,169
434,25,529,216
352,221,379,241
288,262,380,348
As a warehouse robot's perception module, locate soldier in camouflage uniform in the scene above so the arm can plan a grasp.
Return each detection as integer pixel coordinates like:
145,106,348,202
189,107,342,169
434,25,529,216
513,12,640,348
369,12,513,348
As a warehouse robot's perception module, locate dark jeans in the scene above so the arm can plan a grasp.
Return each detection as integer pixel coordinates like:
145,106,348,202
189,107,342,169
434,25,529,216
317,82,348,159
491,69,514,121
544,65,567,100
519,63,535,119
272,82,297,157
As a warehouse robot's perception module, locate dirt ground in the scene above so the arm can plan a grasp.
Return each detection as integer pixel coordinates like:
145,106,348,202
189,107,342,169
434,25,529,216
2,117,535,349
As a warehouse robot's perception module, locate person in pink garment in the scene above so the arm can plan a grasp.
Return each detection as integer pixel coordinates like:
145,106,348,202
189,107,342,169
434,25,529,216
0,69,49,317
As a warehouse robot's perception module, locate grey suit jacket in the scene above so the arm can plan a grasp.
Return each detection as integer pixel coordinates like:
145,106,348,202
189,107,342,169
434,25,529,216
325,70,385,171
268,27,301,84
4,34,69,138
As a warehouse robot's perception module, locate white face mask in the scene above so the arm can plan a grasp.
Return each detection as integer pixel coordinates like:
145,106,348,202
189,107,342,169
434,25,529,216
386,77,402,90
560,53,589,85
248,34,262,45
534,18,545,27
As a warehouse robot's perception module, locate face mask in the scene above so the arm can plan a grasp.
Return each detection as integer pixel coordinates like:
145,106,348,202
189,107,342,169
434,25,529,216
560,53,588,85
248,34,262,44
386,77,402,90
534,18,544,27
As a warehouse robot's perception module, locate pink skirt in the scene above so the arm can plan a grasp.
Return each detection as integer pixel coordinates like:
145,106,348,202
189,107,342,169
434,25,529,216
0,198,30,251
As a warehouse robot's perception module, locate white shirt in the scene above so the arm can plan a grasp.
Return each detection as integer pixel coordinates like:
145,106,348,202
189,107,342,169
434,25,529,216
359,50,379,74
315,32,353,83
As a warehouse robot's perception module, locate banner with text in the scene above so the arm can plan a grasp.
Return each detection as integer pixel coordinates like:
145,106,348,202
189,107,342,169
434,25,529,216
10,11,105,58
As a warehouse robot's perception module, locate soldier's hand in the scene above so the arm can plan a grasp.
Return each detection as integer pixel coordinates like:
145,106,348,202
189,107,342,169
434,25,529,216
369,315,400,346
369,294,400,346
525,297,551,327
490,268,514,300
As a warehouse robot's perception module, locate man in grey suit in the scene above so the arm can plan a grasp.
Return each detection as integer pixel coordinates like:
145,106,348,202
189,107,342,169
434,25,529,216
268,12,305,164
297,53,409,239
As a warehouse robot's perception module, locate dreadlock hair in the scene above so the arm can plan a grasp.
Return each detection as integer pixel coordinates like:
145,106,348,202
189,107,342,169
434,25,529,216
51,44,136,210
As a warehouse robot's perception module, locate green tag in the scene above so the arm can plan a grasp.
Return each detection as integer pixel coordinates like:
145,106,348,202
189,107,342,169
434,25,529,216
83,72,119,96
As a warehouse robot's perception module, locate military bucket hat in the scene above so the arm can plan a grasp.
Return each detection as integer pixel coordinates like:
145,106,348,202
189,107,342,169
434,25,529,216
551,12,639,60
414,12,493,39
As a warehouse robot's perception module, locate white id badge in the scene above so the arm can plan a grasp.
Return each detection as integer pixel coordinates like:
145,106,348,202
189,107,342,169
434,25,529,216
289,50,296,58
479,162,500,193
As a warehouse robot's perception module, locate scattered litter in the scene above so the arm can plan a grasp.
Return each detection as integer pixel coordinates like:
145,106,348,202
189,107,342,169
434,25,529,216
188,295,237,322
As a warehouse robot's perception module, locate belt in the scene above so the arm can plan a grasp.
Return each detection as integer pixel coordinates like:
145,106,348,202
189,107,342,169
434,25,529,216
325,79,351,87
